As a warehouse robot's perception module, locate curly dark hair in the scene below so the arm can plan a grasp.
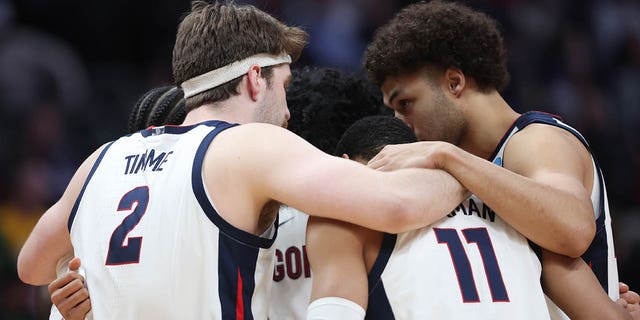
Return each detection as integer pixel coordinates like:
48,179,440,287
364,0,509,92
286,66,391,153
127,86,186,133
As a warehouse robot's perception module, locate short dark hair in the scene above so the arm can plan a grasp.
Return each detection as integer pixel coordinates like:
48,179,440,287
286,66,391,153
334,116,417,160
127,86,186,133
173,1,308,112
364,0,509,92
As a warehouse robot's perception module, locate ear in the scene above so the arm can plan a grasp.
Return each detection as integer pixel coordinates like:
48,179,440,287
246,64,263,101
341,153,350,159
444,68,465,98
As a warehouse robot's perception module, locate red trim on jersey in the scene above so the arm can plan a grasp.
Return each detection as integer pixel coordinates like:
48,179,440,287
236,268,244,320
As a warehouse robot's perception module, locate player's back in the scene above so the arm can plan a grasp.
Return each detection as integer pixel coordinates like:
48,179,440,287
367,195,550,319
270,206,312,319
69,121,277,319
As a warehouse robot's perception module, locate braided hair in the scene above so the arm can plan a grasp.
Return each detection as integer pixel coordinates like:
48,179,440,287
127,86,186,133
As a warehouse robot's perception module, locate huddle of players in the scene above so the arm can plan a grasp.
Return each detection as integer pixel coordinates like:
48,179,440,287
18,1,640,319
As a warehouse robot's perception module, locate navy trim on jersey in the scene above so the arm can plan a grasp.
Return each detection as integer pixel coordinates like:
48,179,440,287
588,160,608,292
488,118,519,162
139,120,231,137
68,142,115,231
506,111,611,292
366,233,397,319
192,121,278,249
218,232,260,320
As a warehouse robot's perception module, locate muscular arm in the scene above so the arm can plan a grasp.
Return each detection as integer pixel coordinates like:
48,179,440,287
306,216,369,311
370,125,595,256
17,145,106,285
211,124,467,233
542,250,630,320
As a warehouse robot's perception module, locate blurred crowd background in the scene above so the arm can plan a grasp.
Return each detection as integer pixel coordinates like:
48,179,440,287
0,0,638,318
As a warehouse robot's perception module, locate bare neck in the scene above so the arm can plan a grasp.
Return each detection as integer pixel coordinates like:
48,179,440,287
182,95,257,126
458,90,520,160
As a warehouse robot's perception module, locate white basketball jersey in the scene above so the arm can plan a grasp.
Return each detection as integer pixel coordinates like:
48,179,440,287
502,112,620,319
69,121,277,319
367,193,550,319
269,206,311,320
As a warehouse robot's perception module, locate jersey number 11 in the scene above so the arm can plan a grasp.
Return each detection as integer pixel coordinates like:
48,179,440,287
434,227,509,303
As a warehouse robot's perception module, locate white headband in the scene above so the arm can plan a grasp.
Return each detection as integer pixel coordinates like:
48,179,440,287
180,53,292,99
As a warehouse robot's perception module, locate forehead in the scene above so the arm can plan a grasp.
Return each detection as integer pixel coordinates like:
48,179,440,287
381,70,430,103
384,69,427,89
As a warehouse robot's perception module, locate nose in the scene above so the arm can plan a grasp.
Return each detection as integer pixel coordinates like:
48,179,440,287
285,107,291,121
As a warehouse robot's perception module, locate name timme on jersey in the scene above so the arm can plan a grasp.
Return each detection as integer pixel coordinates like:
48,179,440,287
68,120,277,320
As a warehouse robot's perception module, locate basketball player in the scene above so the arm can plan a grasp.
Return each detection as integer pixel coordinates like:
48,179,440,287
308,115,630,319
45,85,188,320
17,2,468,318
46,66,391,320
269,66,390,319
46,77,640,319
362,1,634,318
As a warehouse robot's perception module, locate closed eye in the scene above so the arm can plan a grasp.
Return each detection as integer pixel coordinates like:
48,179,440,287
396,99,412,113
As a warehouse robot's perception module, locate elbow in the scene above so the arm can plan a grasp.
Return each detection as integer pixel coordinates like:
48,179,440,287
379,198,421,234
17,253,45,286
17,256,35,285
563,219,596,258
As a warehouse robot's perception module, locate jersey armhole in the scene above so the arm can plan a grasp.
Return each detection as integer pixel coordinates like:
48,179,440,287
68,142,115,231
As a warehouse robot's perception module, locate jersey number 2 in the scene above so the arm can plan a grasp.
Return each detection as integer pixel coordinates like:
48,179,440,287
434,227,509,302
106,186,149,265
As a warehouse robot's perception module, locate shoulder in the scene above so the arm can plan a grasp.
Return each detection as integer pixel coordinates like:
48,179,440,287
207,122,325,170
237,122,310,144
504,123,592,175
508,123,590,158
212,123,308,150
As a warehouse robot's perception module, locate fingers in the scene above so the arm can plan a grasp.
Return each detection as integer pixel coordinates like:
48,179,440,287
50,276,85,306
617,298,629,308
48,257,89,320
367,146,391,169
48,271,84,296
56,284,90,312
60,293,92,320
367,157,383,170
367,154,392,171
70,298,92,320
622,290,640,305
68,257,81,271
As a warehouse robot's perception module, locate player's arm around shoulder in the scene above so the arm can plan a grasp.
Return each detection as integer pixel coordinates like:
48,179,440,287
435,123,595,257
208,123,466,233
17,143,108,285
501,123,596,256
306,216,370,320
